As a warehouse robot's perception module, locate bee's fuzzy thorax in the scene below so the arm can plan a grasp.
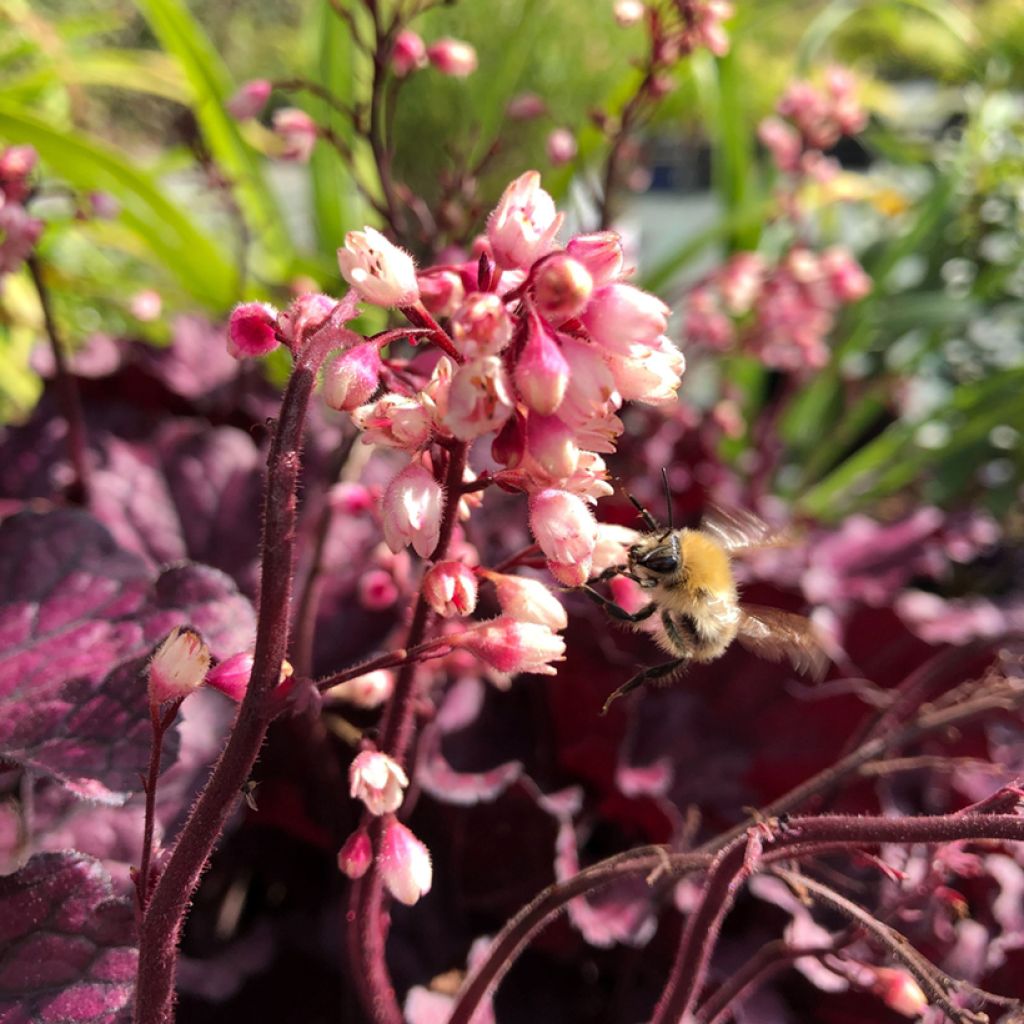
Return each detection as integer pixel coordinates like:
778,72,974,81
679,530,735,597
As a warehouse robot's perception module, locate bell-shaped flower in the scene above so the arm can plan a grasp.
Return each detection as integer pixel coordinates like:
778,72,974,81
450,292,512,358
324,669,394,709
349,750,409,815
423,561,479,618
526,413,579,483
354,393,432,450
379,819,433,905
486,171,564,270
455,617,566,680
514,309,570,415
483,572,567,631
529,488,597,586
581,282,669,354
381,462,445,558
444,356,515,441
338,227,420,307
324,343,382,412
532,253,592,322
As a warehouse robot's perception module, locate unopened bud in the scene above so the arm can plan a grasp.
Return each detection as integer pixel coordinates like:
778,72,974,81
324,343,382,411
872,967,928,1018
227,79,271,120
418,269,465,319
546,128,577,167
272,107,318,163
338,828,373,879
227,302,279,358
391,30,426,77
532,254,593,322
325,669,394,709
426,38,477,77
514,310,570,415
379,819,433,905
423,561,478,618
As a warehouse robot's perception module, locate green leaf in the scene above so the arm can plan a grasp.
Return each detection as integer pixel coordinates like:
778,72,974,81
56,49,190,103
132,0,295,282
0,104,236,309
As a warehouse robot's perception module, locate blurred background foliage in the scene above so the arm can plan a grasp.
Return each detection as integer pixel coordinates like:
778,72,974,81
2,0,1024,527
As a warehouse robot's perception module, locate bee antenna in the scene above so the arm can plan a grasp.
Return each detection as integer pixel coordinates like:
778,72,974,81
625,490,659,532
661,467,674,531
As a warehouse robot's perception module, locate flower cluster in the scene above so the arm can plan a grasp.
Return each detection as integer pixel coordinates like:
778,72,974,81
685,244,871,370
615,0,734,60
0,146,42,277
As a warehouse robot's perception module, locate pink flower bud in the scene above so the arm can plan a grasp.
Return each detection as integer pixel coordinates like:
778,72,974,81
349,750,409,815
337,828,373,879
391,30,426,77
558,336,620,427
486,171,564,270
456,617,565,678
338,227,420,307
379,819,432,906
227,79,271,120
227,302,279,358
546,128,577,167
529,489,597,586
325,669,394,708
820,246,871,303
206,652,292,702
359,569,400,610
0,146,37,204
871,968,928,1018
324,343,382,411
581,283,669,354
526,413,579,481
418,269,465,318
354,393,432,450
423,561,479,618
273,107,318,163
0,204,42,274
277,292,339,348
444,356,515,441
484,572,567,630
328,481,375,516
515,310,570,415
506,92,547,121
758,116,802,173
382,462,445,558
450,292,512,357
148,627,211,706
614,0,645,26
566,232,625,286
129,289,162,322
426,38,478,77
532,254,593,322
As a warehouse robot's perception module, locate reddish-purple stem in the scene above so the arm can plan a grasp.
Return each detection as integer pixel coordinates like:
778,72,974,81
133,321,338,1024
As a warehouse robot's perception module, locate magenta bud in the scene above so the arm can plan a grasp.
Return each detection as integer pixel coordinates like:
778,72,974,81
205,651,254,702
505,92,547,121
227,79,271,120
391,29,427,77
514,309,570,415
324,343,382,412
418,269,466,319
338,829,373,879
227,302,279,358
426,38,477,77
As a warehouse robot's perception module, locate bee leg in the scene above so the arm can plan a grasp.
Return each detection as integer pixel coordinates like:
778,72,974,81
601,657,687,715
581,585,657,623
595,563,628,582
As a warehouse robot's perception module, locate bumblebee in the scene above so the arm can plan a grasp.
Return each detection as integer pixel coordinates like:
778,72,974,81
586,489,828,713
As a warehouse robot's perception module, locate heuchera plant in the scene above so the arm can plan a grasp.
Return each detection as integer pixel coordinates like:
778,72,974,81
3,3,1024,1024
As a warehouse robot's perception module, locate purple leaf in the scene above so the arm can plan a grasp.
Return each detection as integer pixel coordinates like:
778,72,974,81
0,852,136,1024
0,508,255,802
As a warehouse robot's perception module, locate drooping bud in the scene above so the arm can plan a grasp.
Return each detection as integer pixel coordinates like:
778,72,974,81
324,669,394,709
529,488,597,586
227,302,279,358
450,292,512,358
486,171,564,270
871,968,929,1018
483,572,567,631
418,268,465,319
456,618,566,678
526,413,579,481
532,254,593,322
337,828,373,879
379,819,433,906
338,227,420,307
227,79,271,120
205,652,293,702
423,561,479,618
514,310,570,415
148,627,211,707
324,343,382,411
444,356,515,441
349,750,409,815
391,30,426,77
581,282,669,354
546,128,577,167
566,231,624,286
272,107,318,163
426,38,478,77
381,462,445,558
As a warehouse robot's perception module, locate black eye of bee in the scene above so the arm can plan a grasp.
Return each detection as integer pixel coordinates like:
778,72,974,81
637,547,679,574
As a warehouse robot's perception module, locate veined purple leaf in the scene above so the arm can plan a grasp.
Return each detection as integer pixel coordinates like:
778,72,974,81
0,852,136,1024
0,508,256,803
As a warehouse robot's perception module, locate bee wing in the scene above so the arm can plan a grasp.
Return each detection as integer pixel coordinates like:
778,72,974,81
700,504,794,553
736,605,829,681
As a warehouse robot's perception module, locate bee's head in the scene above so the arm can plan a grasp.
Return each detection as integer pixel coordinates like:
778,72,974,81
627,531,681,584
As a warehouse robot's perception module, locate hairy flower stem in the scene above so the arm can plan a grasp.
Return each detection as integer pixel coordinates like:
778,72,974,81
27,255,90,505
347,440,469,1024
133,322,338,1024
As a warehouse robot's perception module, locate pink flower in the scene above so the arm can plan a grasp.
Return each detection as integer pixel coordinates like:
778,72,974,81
324,343,382,411
338,227,420,307
514,309,570,415
506,92,547,121
227,302,280,358
337,828,372,879
529,488,597,586
820,246,871,302
456,617,566,679
558,336,620,426
546,128,577,167
206,652,292,702
354,394,432,450
718,252,765,314
606,335,685,405
871,968,928,1018
591,523,640,576
349,750,409,815
444,356,515,441
226,79,271,120
581,282,669,354
614,0,645,26
148,627,211,706
381,462,445,558
483,572,567,631
273,107,318,162
418,268,465,318
328,481,375,516
450,292,512,358
379,819,433,905
426,38,478,77
758,116,802,173
0,146,37,203
532,254,593,322
391,30,426,77
486,171,564,270
566,232,624,286
325,669,394,708
526,413,579,482
423,561,479,618
358,568,400,610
